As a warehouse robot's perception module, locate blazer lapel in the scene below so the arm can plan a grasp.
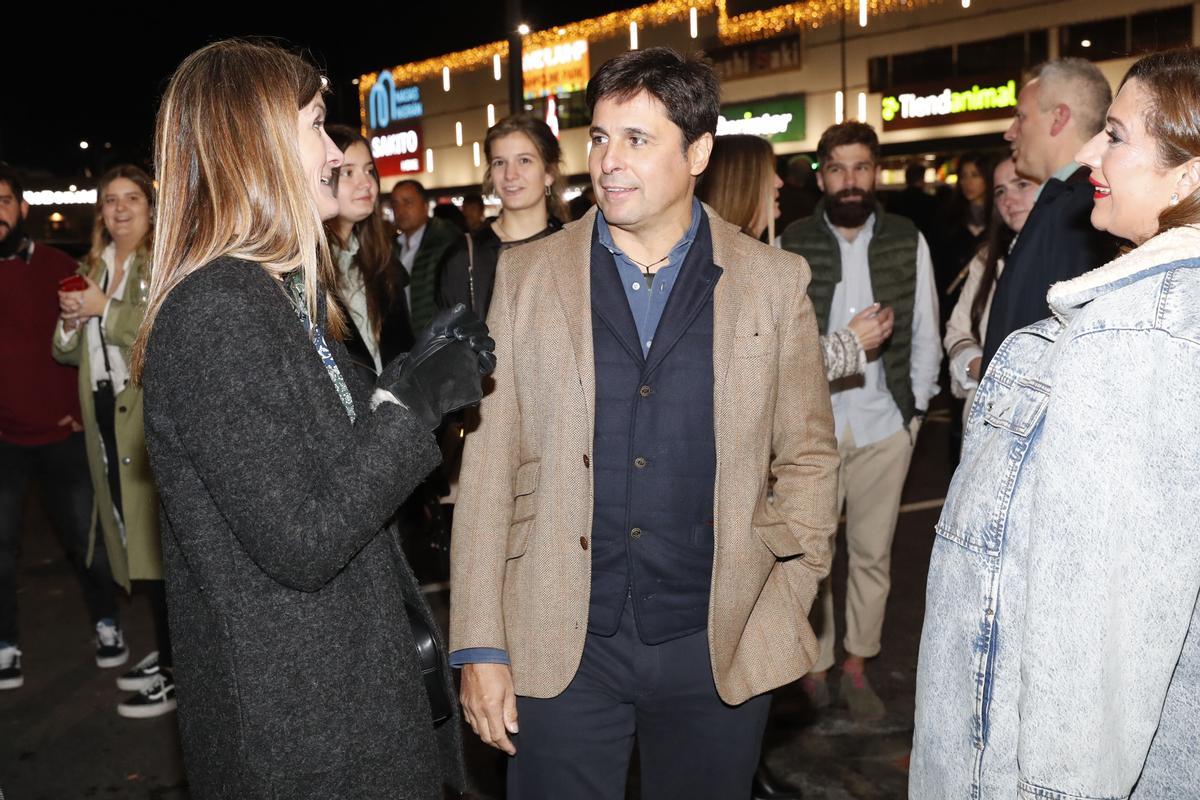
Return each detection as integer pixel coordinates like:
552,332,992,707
553,209,599,416
643,212,721,377
591,228,649,365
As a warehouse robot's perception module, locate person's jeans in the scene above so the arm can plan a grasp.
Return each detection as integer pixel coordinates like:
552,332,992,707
0,433,118,645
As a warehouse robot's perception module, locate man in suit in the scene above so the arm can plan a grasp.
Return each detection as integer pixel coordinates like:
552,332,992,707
449,48,839,799
390,179,459,332
981,58,1118,372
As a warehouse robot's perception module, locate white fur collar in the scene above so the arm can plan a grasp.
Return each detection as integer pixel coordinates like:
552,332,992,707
1048,225,1200,315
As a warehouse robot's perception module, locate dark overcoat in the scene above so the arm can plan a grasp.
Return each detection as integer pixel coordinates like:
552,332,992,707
142,257,463,799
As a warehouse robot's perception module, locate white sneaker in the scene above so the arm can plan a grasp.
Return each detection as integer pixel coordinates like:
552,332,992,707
94,619,129,668
117,670,177,719
0,644,22,689
117,650,161,692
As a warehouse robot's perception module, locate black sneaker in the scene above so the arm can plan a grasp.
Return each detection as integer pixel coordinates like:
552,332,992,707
117,650,161,692
94,619,129,668
117,670,176,719
0,644,22,690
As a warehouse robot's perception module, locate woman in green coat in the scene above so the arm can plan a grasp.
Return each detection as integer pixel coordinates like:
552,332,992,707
54,164,173,719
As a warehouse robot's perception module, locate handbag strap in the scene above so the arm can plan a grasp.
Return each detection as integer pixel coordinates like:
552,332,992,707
464,232,476,313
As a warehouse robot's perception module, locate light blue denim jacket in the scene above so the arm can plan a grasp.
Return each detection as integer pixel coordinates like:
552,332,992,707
911,226,1200,799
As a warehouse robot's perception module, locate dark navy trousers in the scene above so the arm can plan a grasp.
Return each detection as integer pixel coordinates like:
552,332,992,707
507,599,771,800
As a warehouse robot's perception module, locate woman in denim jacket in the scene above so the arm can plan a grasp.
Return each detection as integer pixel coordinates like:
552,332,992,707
912,49,1200,799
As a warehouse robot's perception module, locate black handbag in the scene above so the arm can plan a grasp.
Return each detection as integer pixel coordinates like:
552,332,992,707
404,601,452,725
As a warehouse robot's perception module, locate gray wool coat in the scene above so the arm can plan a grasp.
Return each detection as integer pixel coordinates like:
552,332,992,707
141,257,464,799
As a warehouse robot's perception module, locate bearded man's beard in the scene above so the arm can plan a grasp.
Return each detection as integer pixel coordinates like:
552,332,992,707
826,188,875,229
0,216,27,259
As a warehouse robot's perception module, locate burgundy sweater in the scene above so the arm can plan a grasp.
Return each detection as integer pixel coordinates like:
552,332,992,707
0,242,83,446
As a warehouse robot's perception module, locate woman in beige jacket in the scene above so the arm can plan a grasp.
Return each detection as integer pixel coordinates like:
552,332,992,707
55,165,172,719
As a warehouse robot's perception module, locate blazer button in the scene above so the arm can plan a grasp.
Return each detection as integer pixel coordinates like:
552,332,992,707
630,527,643,539
634,456,647,469
638,384,652,398
117,405,127,413
120,457,131,466
580,536,589,551
583,454,591,468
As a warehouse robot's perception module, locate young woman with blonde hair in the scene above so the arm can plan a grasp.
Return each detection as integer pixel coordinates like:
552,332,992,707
55,164,175,718
133,39,491,798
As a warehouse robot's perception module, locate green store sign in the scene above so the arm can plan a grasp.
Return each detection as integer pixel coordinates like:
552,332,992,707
881,79,1017,131
717,94,806,143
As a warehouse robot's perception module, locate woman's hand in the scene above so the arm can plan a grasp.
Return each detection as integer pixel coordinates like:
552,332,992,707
847,303,894,352
58,276,107,322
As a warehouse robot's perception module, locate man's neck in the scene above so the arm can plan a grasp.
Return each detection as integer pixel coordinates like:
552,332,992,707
605,201,692,271
399,221,426,241
1041,141,1085,183
833,223,867,243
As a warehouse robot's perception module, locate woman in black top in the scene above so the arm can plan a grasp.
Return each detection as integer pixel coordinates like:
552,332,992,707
438,114,565,320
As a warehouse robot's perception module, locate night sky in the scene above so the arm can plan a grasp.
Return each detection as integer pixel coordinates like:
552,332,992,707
4,2,644,179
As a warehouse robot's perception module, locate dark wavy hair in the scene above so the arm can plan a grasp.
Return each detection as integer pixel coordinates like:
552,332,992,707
586,47,719,150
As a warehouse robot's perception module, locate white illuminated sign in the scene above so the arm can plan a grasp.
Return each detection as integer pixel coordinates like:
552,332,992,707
716,112,794,137
371,130,421,158
24,189,97,206
881,80,1017,123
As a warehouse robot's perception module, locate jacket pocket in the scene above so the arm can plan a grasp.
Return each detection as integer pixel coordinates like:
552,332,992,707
733,332,777,358
511,461,540,524
936,378,1049,556
754,522,805,559
505,518,534,560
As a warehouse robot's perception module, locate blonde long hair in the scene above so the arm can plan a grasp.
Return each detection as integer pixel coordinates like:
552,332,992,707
130,39,344,381
697,134,777,239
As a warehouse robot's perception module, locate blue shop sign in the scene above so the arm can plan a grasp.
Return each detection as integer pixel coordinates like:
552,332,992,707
369,72,424,132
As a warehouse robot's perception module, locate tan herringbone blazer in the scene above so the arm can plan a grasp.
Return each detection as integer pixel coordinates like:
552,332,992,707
449,205,839,705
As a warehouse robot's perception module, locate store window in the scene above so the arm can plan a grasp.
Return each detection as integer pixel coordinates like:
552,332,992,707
891,46,953,87
1131,6,1192,54
869,30,1048,94
523,91,590,131
1060,16,1126,61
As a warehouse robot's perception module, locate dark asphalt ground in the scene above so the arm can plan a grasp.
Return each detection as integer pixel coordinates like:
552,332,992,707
0,407,957,800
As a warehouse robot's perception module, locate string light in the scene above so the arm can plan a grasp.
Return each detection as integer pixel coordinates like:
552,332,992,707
442,67,451,92
357,0,934,103
860,0,868,27
835,91,845,123
630,21,639,49
473,141,482,168
455,121,463,147
425,148,434,173
487,103,496,128
858,92,867,120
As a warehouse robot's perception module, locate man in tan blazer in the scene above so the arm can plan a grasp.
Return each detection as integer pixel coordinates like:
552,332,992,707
450,47,839,799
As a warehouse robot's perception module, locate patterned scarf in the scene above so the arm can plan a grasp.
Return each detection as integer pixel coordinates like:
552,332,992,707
285,272,356,422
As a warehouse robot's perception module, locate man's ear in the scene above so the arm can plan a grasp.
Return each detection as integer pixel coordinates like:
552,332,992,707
19,200,29,220
688,132,714,177
816,167,826,194
1049,103,1072,138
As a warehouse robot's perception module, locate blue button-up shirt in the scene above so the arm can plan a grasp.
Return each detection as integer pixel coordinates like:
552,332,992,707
597,197,703,357
449,199,704,669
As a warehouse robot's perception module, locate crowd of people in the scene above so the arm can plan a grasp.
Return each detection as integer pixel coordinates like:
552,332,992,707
0,35,1197,800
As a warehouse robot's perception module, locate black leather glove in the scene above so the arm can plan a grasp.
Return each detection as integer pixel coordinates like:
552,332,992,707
377,305,496,430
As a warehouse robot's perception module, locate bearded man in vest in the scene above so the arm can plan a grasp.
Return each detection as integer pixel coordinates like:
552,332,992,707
781,121,942,718
450,47,840,798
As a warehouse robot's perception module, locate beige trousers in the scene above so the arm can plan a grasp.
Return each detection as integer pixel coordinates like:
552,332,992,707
810,423,916,672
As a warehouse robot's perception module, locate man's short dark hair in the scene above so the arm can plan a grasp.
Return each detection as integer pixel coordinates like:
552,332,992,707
585,47,719,148
461,193,484,209
816,121,880,166
0,165,24,198
392,179,428,203
905,162,926,186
